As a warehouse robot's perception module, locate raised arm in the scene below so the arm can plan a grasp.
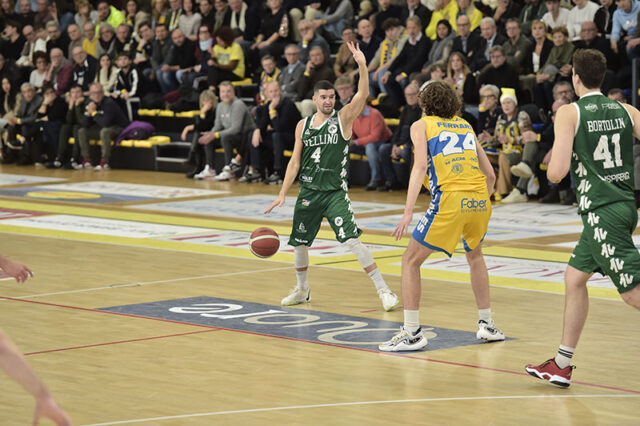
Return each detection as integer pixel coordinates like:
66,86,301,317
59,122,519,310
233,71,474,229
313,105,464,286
338,41,368,131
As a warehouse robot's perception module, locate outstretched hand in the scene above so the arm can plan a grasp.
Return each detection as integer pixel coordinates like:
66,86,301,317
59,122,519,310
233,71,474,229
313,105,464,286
264,194,285,214
346,41,366,67
391,212,413,241
0,258,33,283
33,394,72,426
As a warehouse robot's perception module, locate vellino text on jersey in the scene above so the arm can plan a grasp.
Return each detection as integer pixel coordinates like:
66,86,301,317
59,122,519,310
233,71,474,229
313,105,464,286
304,134,339,146
586,117,626,133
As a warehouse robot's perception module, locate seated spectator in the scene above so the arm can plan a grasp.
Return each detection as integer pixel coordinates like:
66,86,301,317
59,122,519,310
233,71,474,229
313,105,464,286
16,24,46,71
350,104,393,190
401,0,431,29
379,83,421,191
595,0,615,36
133,22,154,75
158,28,196,93
33,0,53,30
382,16,429,109
281,43,304,101
112,52,141,113
152,0,169,29
96,23,116,59
257,54,281,105
503,18,533,75
36,82,65,161
444,51,477,105
472,17,507,72
374,0,403,39
179,0,202,41
95,53,118,95
519,0,548,36
246,80,301,183
613,0,640,59
148,24,172,87
424,62,445,81
297,19,330,64
296,45,335,116
607,87,627,102
450,0,483,33
212,0,231,33
423,19,454,69
5,82,43,165
45,20,69,57
476,84,502,155
95,0,125,35
334,76,354,110
451,14,482,64
166,0,183,32
0,0,18,24
0,77,21,160
45,83,85,169
566,0,599,41
251,0,291,59
29,51,48,90
114,24,136,58
356,18,381,63
198,81,255,181
308,0,354,41
2,20,26,62
71,46,98,92
367,17,405,98
207,26,244,88
534,25,574,111
82,21,98,58
541,0,568,32
227,0,259,49
477,46,521,97
493,0,521,35
538,97,570,203
574,21,615,67
66,24,83,61
124,0,150,38
74,0,97,31
425,0,456,40
77,81,129,170
44,47,72,96
15,0,34,28
334,27,357,79
493,88,537,203
181,89,217,178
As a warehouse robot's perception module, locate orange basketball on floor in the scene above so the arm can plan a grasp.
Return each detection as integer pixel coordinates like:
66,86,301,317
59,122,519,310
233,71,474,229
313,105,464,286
249,227,280,258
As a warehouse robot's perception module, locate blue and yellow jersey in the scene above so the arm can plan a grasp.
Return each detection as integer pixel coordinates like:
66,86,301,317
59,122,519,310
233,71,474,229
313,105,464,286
422,115,487,195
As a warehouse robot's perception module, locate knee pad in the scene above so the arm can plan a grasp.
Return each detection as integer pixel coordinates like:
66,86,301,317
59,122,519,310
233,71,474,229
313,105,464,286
294,245,309,269
344,238,375,268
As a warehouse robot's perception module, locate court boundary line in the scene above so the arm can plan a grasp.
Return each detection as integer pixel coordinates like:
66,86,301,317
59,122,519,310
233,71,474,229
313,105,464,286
24,329,220,356
3,296,639,395
83,394,640,425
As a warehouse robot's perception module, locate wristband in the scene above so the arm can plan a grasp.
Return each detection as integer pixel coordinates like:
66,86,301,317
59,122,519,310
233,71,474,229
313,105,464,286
400,72,407,78
215,132,220,139
91,111,98,117
536,134,541,142
16,118,21,125
304,72,310,77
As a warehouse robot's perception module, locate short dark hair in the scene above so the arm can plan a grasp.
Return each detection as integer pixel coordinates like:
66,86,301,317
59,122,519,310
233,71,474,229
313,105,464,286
418,81,461,119
382,18,401,31
5,19,21,32
33,51,48,64
313,80,335,95
138,22,151,31
41,82,55,94
573,49,606,89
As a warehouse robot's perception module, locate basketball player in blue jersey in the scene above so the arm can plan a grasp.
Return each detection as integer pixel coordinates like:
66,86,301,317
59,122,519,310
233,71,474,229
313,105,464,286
265,41,400,311
380,81,505,351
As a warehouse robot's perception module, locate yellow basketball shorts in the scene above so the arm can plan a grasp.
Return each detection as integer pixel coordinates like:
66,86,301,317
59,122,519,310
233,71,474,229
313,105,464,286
412,191,491,257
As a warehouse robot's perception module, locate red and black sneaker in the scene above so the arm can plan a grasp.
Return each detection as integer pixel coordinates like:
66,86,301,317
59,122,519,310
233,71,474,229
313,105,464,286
525,358,575,388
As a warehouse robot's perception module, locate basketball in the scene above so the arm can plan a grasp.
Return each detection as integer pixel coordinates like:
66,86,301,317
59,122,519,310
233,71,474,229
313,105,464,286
249,227,280,258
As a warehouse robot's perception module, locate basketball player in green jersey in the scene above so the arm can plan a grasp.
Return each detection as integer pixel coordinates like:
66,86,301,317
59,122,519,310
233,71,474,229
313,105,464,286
264,41,400,311
526,49,640,388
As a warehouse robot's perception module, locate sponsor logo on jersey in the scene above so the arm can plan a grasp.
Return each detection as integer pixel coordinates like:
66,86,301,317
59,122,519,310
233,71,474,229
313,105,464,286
602,103,621,110
302,199,310,206
451,163,464,174
585,103,598,112
328,124,337,134
300,175,313,183
298,222,306,233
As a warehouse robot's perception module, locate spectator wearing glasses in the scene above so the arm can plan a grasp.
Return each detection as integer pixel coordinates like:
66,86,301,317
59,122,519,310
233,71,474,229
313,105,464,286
451,14,482,63
477,46,521,98
476,84,502,156
334,76,354,110
17,24,46,70
71,46,98,92
280,44,304,101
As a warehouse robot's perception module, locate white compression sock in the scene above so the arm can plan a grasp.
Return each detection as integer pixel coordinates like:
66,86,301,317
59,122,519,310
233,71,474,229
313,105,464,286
404,310,420,333
367,268,388,292
294,246,309,290
478,308,492,323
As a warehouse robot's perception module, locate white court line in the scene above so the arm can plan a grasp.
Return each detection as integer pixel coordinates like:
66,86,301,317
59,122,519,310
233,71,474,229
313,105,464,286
0,266,295,300
84,394,640,425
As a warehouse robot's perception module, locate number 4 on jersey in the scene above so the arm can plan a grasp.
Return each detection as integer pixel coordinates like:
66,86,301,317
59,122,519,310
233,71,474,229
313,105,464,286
311,147,322,163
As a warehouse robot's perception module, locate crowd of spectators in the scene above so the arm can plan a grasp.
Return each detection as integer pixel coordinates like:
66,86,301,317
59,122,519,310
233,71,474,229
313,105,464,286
0,0,635,202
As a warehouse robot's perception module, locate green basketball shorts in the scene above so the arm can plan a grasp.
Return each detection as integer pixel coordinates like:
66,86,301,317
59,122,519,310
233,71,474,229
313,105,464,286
569,201,640,293
288,187,362,247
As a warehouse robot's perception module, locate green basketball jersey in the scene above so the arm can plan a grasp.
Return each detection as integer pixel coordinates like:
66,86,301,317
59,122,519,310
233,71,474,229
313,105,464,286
571,92,635,214
299,110,350,191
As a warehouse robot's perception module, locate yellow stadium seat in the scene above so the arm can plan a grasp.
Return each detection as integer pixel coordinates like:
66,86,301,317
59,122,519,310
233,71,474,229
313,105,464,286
384,118,400,127
175,110,200,118
231,78,253,86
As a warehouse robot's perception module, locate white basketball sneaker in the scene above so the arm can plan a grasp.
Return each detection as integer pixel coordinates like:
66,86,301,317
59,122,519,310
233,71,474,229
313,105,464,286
379,327,428,352
476,319,505,341
281,286,311,306
378,288,400,311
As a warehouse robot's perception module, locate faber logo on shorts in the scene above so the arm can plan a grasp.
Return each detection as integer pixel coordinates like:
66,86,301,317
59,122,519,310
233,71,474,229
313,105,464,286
460,197,488,212
99,296,504,352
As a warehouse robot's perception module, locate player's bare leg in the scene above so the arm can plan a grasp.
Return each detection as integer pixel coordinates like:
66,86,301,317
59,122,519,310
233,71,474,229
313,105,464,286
466,244,504,341
620,283,640,310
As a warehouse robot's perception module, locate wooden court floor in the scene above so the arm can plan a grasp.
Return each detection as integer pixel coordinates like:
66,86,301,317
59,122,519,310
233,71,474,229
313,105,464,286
0,165,638,425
